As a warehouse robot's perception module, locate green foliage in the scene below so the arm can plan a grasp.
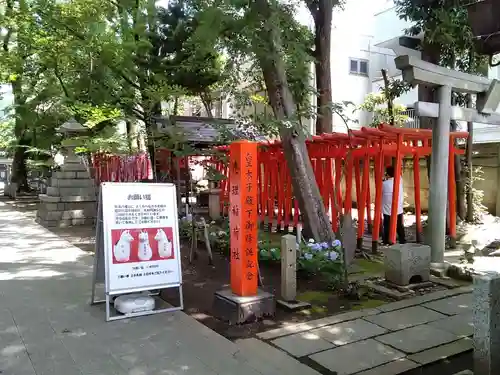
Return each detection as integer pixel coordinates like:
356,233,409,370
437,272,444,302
359,93,409,127
394,0,487,71
464,166,488,223
0,119,15,154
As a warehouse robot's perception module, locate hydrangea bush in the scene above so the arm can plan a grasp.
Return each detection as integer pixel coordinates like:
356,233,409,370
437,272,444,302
298,239,344,288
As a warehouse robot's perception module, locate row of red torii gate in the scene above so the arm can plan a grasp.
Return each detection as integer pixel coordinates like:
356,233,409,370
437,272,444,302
213,124,468,252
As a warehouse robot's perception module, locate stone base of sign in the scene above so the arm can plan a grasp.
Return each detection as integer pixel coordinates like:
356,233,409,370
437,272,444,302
276,299,311,311
213,288,275,325
36,157,97,228
384,243,431,286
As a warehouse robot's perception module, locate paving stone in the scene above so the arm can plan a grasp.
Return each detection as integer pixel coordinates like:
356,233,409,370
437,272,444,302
309,339,405,375
271,331,335,357
364,305,445,331
407,338,473,365
355,358,419,375
427,313,473,337
423,293,472,316
236,338,322,375
375,324,460,354
257,308,381,340
376,287,472,312
311,318,387,346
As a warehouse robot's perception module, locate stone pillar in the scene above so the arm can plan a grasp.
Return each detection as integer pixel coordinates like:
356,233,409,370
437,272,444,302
429,85,451,266
208,186,221,220
277,234,310,310
280,234,297,301
473,272,500,375
495,143,500,216
36,119,97,228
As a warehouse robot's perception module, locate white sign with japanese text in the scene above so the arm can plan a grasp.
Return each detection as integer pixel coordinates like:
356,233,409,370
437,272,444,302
101,182,182,294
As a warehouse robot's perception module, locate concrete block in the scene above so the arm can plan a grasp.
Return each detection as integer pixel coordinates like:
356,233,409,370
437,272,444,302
364,306,445,331
76,171,92,179
312,319,387,346
58,186,97,196
473,272,500,375
375,324,460,354
60,162,87,172
60,195,96,203
213,289,275,324
384,243,431,286
52,178,94,188
46,186,60,196
407,338,472,365
53,171,76,179
309,339,405,375
271,331,335,357
39,194,61,203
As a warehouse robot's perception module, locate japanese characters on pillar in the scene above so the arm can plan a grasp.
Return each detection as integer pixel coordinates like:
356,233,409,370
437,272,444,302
229,141,258,297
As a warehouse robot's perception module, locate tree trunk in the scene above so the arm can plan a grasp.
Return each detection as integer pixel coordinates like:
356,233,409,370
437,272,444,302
200,92,214,118
309,0,334,134
252,0,335,243
126,119,139,153
381,69,394,125
11,139,29,192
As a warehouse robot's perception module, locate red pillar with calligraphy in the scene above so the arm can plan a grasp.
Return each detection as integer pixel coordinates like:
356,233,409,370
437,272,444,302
229,141,258,297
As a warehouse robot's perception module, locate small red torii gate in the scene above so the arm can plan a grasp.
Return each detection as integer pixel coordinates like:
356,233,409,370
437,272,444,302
212,124,468,253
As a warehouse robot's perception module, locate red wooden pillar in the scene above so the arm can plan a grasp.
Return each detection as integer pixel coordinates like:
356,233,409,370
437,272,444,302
413,153,422,243
448,139,457,248
345,152,353,214
357,152,370,250
372,144,384,253
389,134,403,244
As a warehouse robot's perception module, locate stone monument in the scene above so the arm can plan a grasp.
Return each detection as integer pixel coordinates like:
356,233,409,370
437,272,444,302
276,234,310,311
384,243,431,286
36,118,97,228
473,272,500,375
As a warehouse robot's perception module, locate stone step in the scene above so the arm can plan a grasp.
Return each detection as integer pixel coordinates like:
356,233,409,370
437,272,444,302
51,178,95,188
53,171,92,180
46,186,97,197
234,338,321,375
39,194,97,203
37,208,96,221
36,217,95,228
59,162,88,172
38,201,96,212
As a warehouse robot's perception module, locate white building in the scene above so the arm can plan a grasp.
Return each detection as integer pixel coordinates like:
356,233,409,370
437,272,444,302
334,0,500,143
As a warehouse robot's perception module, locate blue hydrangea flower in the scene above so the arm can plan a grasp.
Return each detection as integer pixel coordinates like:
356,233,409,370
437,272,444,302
320,242,329,249
310,243,322,252
332,239,342,248
328,251,339,261
304,253,313,260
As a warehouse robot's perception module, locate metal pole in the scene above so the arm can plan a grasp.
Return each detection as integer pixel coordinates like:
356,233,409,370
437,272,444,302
429,85,452,266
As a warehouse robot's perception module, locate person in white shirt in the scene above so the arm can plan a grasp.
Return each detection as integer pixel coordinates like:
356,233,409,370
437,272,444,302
382,166,406,245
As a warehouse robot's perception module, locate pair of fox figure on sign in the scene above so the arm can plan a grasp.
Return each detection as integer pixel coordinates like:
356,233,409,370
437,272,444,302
113,229,173,262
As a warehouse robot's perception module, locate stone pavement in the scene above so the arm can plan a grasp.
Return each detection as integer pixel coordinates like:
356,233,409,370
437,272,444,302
254,286,473,375
0,201,320,375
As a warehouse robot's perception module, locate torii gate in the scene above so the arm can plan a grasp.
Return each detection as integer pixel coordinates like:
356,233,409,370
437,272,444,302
396,55,500,271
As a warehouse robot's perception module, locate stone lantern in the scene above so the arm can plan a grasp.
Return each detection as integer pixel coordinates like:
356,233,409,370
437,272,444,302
36,118,97,228
467,0,500,65
57,118,89,163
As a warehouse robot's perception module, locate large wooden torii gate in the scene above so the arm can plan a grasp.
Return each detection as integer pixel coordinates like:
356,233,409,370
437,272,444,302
396,55,500,271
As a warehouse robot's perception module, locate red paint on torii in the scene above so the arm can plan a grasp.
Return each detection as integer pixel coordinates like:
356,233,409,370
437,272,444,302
214,124,468,251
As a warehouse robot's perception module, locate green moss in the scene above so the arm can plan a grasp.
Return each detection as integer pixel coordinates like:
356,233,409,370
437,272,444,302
351,299,386,310
297,291,330,304
354,258,385,274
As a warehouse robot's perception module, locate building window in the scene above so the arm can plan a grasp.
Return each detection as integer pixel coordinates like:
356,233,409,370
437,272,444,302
349,58,369,76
